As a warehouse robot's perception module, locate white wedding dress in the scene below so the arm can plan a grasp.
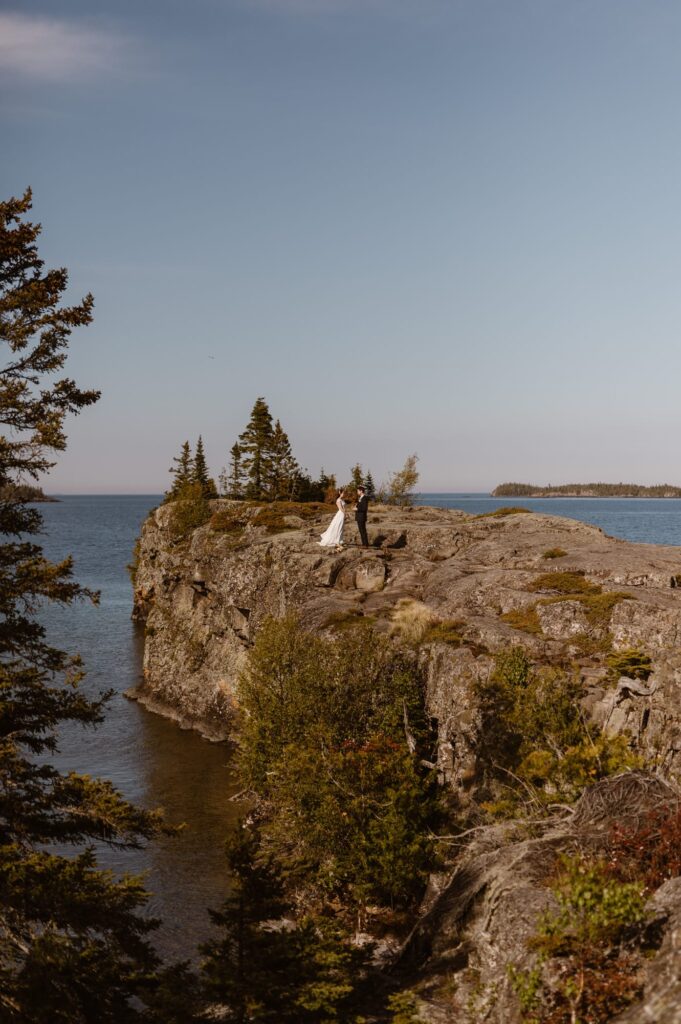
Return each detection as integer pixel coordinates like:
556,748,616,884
319,498,345,547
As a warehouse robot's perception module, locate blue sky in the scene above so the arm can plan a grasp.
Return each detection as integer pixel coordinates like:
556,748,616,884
3,1,681,492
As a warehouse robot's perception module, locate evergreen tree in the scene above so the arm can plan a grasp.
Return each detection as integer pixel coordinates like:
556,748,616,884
221,442,243,499
167,440,193,500
201,827,363,1023
192,435,217,498
238,397,274,500
270,420,300,499
350,464,363,491
0,190,167,1021
365,471,376,501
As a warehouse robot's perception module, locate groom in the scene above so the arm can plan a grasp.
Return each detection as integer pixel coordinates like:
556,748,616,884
354,485,369,547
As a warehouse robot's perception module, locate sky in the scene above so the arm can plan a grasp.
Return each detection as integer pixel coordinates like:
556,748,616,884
3,0,681,493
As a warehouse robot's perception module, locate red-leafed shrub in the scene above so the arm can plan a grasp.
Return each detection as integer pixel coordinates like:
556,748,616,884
605,806,681,893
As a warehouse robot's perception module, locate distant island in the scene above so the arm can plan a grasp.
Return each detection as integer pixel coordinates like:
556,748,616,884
0,483,56,502
492,482,681,498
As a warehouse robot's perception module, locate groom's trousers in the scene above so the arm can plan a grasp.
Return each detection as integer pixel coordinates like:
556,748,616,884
355,515,369,547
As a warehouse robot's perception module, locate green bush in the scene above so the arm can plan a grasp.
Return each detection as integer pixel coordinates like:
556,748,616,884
237,616,438,909
475,649,640,812
542,548,567,559
508,855,646,1024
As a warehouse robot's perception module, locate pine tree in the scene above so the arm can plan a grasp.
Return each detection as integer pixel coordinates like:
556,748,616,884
350,464,363,491
365,471,376,501
192,435,217,498
0,190,167,1020
270,420,299,500
221,442,243,499
201,827,362,1023
167,440,193,500
238,397,274,500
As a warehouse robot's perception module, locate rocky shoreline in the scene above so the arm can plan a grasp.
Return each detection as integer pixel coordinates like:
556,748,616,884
130,499,681,1021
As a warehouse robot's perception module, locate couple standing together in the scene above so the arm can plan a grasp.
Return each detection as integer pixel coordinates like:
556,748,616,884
319,486,369,550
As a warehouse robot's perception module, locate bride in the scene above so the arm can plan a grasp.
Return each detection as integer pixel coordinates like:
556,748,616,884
319,489,346,549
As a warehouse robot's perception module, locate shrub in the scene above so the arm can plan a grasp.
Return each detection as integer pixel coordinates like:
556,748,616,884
606,806,681,892
237,616,438,911
510,854,649,1024
542,548,567,560
476,649,640,812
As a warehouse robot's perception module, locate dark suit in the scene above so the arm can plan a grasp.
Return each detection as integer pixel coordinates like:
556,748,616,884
355,493,369,547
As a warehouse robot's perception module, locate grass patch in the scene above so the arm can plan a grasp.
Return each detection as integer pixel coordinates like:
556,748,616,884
475,506,531,519
606,648,653,682
500,605,542,635
324,608,376,631
527,572,633,629
528,571,599,595
390,599,439,644
421,620,465,646
539,591,633,628
542,547,567,560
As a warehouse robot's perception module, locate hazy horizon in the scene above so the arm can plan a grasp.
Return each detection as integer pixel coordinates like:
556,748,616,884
6,1,681,492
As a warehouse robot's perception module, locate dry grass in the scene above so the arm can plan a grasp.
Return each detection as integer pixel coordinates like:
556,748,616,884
500,605,543,635
528,571,600,595
390,598,439,643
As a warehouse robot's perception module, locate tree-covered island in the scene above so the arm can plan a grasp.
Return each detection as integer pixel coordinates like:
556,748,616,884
493,482,681,497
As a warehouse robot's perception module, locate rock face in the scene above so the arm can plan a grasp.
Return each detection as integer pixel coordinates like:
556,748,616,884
131,500,681,1020
131,500,681,788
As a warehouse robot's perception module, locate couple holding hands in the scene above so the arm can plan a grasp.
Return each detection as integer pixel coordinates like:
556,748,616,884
319,486,369,550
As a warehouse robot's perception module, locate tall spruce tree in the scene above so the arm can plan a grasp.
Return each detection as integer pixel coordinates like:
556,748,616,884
269,420,299,500
192,435,217,498
0,190,167,1021
227,442,243,499
167,440,193,499
364,471,376,501
238,397,274,500
350,464,363,492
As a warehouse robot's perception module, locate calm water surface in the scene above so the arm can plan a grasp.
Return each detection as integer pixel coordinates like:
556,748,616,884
39,496,240,962
38,493,681,960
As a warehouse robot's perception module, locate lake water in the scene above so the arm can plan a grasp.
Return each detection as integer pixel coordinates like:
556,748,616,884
38,493,681,961
38,495,241,962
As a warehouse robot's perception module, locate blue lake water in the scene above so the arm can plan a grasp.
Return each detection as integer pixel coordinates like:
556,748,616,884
37,492,681,961
38,495,240,962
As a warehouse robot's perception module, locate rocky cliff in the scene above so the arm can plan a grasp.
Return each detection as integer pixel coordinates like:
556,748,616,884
131,500,681,1021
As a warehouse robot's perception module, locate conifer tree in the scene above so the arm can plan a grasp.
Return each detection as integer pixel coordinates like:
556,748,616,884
365,471,376,501
0,190,167,1020
270,420,299,499
228,442,243,498
350,464,363,492
167,440,193,499
238,397,274,499
192,435,217,498
201,828,362,1023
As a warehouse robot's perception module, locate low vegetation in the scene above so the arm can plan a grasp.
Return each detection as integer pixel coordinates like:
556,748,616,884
475,648,639,815
197,615,441,1019
474,506,531,519
542,548,567,559
500,605,543,635
168,481,212,539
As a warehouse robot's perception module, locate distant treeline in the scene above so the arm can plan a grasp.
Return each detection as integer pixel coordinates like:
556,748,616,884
0,482,54,502
493,482,681,498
